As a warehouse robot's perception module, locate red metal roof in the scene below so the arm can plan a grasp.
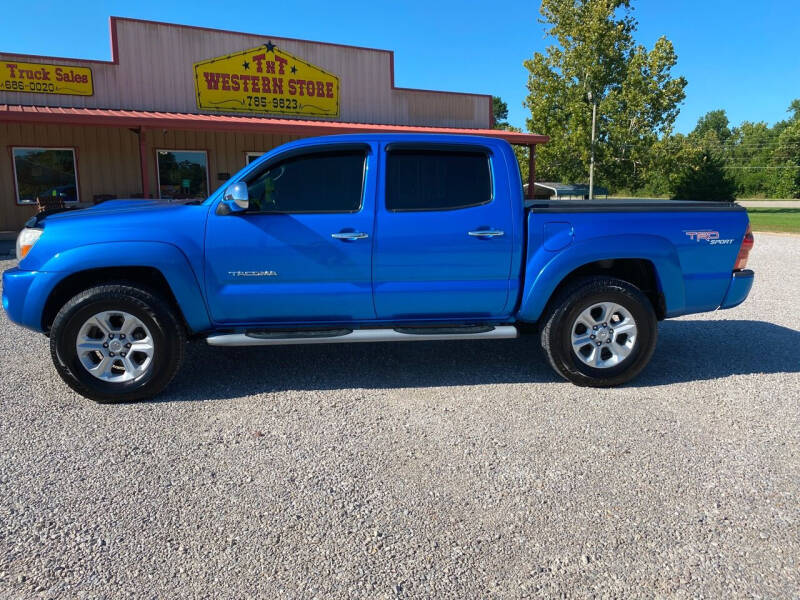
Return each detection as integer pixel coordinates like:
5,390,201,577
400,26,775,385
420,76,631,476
0,104,549,145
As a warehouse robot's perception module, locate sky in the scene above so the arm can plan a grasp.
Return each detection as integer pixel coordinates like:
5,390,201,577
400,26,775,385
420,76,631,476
2,0,798,134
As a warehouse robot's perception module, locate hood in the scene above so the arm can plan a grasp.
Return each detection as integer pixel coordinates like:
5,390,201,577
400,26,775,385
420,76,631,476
18,198,211,272
33,199,201,225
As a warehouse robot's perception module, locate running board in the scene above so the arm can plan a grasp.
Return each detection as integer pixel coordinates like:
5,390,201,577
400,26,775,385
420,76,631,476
205,325,518,347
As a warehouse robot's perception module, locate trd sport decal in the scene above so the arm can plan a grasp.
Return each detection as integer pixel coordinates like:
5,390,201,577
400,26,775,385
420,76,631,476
684,231,735,245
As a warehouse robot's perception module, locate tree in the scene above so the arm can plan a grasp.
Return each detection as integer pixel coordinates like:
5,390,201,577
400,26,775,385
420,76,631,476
670,144,736,201
691,109,731,143
523,0,687,192
767,102,800,198
492,96,509,128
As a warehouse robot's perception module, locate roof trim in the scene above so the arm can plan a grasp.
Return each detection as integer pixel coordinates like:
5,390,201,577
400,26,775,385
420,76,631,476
0,105,549,145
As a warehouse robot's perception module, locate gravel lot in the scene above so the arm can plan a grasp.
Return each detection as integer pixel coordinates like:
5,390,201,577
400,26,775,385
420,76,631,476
1,233,798,599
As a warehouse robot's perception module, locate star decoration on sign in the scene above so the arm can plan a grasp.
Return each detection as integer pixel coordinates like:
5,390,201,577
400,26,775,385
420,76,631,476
242,60,250,70
264,41,276,53
290,65,297,74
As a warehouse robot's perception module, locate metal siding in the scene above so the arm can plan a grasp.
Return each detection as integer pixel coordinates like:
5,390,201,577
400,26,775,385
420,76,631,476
0,19,491,129
0,123,141,231
0,121,311,231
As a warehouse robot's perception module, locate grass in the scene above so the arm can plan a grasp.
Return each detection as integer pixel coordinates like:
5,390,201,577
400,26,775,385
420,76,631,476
746,208,800,234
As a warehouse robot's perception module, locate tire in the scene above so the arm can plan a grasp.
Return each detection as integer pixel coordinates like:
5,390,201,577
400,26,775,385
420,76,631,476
50,284,186,403
539,276,657,387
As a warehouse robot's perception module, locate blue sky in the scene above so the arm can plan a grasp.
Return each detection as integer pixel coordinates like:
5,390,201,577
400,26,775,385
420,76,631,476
3,0,798,133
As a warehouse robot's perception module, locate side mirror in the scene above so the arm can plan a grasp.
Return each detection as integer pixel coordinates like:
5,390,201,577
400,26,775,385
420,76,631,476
222,182,249,213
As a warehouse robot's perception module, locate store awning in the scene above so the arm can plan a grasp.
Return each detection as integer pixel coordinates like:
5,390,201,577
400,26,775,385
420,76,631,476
0,104,549,146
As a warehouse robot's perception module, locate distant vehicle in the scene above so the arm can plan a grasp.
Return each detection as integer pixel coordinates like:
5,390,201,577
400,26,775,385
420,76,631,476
526,182,609,200
2,134,754,402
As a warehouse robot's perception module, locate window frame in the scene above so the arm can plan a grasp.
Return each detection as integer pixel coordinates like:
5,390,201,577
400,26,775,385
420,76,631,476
11,146,80,206
242,146,368,215
384,145,495,213
245,151,265,165
155,148,210,200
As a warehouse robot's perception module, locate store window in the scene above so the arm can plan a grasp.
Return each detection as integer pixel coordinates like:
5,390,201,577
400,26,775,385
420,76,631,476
246,152,264,165
156,150,209,200
12,147,79,205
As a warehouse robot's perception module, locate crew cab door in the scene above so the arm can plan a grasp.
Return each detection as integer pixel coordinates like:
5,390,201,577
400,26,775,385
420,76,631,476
204,144,376,324
373,143,514,320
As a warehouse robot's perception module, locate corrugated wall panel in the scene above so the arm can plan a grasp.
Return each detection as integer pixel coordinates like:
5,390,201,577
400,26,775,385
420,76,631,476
0,123,141,231
0,19,491,129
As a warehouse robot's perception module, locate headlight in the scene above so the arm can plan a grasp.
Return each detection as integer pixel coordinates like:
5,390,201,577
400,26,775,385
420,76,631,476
16,228,43,261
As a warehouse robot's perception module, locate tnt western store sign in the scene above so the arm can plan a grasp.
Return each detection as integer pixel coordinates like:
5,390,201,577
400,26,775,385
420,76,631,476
196,43,339,117
0,17,546,233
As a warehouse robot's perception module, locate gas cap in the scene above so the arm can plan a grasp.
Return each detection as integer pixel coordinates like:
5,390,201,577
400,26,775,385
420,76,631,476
543,222,574,252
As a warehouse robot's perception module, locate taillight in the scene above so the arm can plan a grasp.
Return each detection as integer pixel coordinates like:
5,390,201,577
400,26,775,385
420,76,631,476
734,224,754,270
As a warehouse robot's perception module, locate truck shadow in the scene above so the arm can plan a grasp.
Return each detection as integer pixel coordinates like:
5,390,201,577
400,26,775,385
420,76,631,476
163,319,800,400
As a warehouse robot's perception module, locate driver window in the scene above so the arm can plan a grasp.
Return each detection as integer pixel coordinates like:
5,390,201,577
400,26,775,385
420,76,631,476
245,149,365,213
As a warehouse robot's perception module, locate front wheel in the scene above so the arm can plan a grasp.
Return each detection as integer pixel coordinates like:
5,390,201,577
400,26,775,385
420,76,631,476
50,284,186,403
539,277,657,387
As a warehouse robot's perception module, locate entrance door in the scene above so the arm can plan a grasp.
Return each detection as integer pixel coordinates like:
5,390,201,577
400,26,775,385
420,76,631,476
373,144,515,320
205,145,376,324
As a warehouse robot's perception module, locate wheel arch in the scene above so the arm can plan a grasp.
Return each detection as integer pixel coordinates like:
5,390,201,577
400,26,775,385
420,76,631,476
36,242,211,334
543,259,666,321
518,234,685,323
43,267,182,333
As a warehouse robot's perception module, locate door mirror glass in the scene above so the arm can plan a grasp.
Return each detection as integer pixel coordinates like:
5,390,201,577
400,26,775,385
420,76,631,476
222,182,249,212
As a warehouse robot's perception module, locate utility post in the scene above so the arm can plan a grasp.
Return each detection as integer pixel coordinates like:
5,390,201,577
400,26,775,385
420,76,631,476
588,91,597,200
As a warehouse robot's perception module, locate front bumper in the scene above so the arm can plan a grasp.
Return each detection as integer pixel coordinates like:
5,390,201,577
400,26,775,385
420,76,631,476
2,267,60,332
719,269,754,310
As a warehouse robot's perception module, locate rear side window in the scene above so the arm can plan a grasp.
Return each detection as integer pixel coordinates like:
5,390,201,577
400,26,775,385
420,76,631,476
386,149,492,211
246,150,365,213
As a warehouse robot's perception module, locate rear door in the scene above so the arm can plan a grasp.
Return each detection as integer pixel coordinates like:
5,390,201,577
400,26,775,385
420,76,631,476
373,143,515,320
205,144,376,324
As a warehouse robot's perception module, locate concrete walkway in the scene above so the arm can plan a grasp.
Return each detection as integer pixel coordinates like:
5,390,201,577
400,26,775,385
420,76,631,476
738,200,800,208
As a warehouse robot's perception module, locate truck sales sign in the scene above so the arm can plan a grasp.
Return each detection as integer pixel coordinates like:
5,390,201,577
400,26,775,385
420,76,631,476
1,61,93,96
194,42,339,118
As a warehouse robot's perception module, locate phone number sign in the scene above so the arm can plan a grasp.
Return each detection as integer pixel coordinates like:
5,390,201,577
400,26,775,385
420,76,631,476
194,42,339,118
1,61,93,96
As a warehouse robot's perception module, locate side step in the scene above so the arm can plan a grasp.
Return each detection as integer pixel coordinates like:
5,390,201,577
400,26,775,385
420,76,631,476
205,325,518,347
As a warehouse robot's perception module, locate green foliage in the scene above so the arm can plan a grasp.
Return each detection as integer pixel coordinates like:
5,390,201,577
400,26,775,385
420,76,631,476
493,121,530,182
691,109,731,142
492,96,509,127
516,1,798,199
523,0,686,190
670,146,736,201
668,102,800,199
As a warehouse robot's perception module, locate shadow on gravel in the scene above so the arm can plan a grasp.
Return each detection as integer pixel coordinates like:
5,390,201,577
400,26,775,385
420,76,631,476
155,319,800,401
635,319,800,387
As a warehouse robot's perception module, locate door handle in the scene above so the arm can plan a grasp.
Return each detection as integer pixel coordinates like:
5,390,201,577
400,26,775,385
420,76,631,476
331,231,369,240
468,230,505,238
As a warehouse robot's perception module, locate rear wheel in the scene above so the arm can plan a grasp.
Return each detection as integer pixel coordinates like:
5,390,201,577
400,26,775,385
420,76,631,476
539,277,657,387
50,284,185,403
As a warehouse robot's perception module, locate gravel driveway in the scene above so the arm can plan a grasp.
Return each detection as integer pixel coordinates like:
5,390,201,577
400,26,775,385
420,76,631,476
1,233,798,599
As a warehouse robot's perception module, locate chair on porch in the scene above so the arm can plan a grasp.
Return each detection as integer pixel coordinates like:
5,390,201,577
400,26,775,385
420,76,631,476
36,195,66,212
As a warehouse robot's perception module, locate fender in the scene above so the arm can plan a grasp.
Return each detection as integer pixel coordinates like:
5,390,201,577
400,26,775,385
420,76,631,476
517,233,685,322
31,241,211,333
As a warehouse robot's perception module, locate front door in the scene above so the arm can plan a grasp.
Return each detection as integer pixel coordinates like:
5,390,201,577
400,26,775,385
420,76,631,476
373,144,515,320
205,145,376,325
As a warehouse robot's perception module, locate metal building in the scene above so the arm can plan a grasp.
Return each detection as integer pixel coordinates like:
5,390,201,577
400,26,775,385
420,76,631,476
0,17,547,233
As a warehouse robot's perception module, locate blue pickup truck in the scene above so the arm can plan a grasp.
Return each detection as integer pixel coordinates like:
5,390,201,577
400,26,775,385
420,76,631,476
2,134,755,402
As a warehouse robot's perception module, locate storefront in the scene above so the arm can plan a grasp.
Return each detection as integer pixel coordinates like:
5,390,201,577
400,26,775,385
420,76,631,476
0,17,546,233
